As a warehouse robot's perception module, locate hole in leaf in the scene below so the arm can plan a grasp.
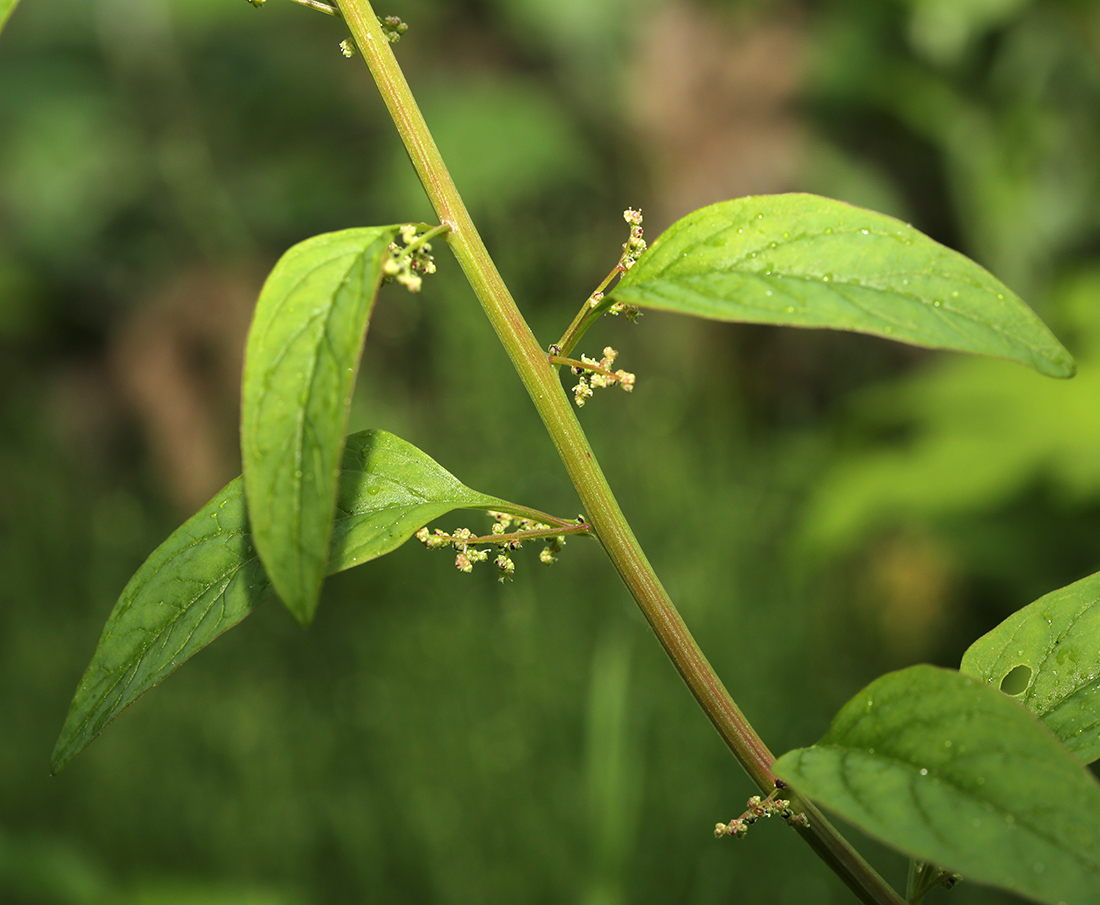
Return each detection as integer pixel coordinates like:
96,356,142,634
999,664,1032,696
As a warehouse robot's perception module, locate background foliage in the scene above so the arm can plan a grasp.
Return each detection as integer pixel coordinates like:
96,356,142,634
3,0,1100,902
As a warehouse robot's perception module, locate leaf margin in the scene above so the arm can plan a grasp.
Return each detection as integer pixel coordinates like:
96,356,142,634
961,569,1100,765
51,429,528,774
240,225,401,627
610,194,1075,379
773,664,1100,905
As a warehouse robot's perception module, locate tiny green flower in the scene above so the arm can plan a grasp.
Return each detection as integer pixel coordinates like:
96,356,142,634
494,554,515,582
621,209,647,269
378,15,409,43
573,376,593,407
383,226,438,293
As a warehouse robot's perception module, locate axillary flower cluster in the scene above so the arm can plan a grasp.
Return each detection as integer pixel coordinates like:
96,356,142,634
382,224,440,292
247,0,409,50
416,512,586,582
715,783,809,839
569,346,635,407
550,209,647,407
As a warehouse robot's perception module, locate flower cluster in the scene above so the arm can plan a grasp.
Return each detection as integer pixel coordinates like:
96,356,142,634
621,208,647,270
571,347,635,407
714,789,809,840
383,224,437,292
605,209,645,320
608,300,641,321
378,15,409,43
415,512,574,581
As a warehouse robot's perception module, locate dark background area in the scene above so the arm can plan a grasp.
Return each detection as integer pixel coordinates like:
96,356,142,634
3,0,1100,902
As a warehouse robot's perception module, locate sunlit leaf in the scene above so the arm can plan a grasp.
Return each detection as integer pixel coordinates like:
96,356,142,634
52,430,517,774
0,0,22,38
241,226,400,626
961,570,1100,764
774,665,1100,905
329,429,512,568
610,194,1074,378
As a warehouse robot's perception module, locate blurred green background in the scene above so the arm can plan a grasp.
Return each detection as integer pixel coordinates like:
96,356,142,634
3,0,1100,902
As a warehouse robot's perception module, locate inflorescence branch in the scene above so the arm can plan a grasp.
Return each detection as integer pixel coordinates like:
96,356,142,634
548,347,635,408
715,782,810,840
552,209,645,361
417,512,590,581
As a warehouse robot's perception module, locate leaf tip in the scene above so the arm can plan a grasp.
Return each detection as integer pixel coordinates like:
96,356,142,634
49,733,79,776
278,585,321,628
1046,353,1077,379
1032,335,1075,379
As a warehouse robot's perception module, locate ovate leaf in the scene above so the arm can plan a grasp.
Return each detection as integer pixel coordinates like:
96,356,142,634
241,226,400,626
961,570,1100,764
610,194,1074,378
52,429,516,774
774,665,1100,905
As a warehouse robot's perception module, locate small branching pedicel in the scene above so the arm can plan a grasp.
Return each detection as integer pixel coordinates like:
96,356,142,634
551,346,635,408
715,783,809,840
548,209,645,406
416,512,588,582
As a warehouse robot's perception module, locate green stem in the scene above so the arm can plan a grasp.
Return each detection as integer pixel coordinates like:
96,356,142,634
334,4,905,904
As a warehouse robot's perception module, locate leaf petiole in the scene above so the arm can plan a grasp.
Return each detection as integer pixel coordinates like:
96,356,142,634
549,353,621,381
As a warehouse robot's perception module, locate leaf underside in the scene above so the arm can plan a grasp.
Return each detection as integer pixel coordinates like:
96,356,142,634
241,226,401,627
610,194,1074,378
774,665,1100,905
52,429,512,774
961,569,1100,765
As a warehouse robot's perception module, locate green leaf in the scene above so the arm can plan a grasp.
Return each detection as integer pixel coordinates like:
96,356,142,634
329,429,514,568
961,570,1100,765
774,665,1100,905
241,226,401,626
610,194,1074,378
0,0,22,38
52,429,514,774
50,480,265,775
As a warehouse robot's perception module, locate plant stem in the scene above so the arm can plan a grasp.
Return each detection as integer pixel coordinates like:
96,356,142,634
334,4,905,903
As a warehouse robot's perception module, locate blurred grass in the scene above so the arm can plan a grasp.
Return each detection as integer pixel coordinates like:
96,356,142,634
2,0,1100,903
